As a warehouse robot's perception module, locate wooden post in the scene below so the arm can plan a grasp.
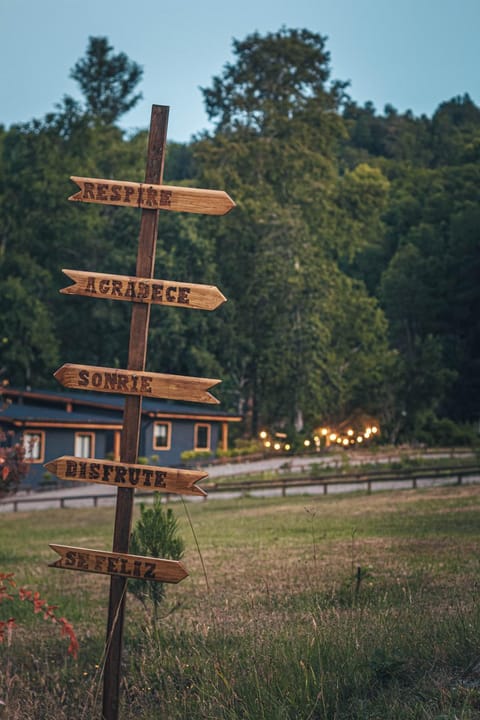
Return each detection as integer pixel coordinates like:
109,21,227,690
48,101,233,717
102,105,169,720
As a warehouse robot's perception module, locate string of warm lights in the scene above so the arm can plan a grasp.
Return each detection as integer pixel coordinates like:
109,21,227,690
258,423,379,452
259,430,292,452
321,424,378,448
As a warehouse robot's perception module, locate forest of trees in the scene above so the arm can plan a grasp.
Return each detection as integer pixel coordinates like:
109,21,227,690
0,31,479,446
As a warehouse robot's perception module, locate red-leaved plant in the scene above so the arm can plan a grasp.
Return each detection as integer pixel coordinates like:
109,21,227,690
0,435,29,497
0,572,78,658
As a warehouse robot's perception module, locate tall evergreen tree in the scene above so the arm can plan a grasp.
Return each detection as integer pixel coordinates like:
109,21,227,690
195,28,391,433
70,36,143,124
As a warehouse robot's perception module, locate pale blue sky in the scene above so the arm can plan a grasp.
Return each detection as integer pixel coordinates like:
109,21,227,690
0,0,478,142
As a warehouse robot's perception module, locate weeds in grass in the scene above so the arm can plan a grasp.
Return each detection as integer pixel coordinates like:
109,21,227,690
117,594,480,719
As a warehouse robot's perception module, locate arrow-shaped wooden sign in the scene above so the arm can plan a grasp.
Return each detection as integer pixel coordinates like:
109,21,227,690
54,363,220,404
60,270,226,311
69,176,235,215
45,456,207,496
49,545,188,583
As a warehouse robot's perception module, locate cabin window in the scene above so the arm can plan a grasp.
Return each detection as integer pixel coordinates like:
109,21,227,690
74,432,95,458
23,431,45,463
153,422,171,450
194,423,211,451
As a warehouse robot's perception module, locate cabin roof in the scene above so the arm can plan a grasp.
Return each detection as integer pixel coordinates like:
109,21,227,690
0,387,241,424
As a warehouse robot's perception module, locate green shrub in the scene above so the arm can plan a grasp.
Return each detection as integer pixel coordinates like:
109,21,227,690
180,450,213,463
415,411,479,446
215,440,263,459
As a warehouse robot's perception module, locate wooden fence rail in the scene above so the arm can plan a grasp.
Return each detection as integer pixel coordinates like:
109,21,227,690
202,464,480,496
2,464,479,512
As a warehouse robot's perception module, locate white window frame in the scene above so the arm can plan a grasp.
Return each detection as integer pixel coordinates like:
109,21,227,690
74,432,95,458
153,421,171,451
23,431,45,463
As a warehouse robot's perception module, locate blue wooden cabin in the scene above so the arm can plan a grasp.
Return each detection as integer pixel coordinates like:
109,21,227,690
0,388,241,489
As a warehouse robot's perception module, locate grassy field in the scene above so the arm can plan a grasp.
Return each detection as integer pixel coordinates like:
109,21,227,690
1,484,480,718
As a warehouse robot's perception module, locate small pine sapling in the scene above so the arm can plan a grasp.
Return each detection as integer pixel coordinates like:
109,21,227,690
128,494,185,620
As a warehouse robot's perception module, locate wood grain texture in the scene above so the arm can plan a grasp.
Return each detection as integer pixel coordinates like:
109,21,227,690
61,269,227,310
69,176,235,215
53,363,221,404
45,456,207,496
49,545,188,583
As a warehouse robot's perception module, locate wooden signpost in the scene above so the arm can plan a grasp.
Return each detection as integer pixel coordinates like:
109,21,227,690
50,545,188,583
61,270,226,310
45,456,207,496
45,104,234,720
54,363,221,403
69,176,235,215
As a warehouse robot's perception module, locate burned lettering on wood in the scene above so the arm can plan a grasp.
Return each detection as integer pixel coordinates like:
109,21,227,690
80,181,173,208
44,457,208,496
84,276,190,305
76,368,153,394
69,177,235,216
61,270,226,311
54,363,221,404
49,545,188,584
